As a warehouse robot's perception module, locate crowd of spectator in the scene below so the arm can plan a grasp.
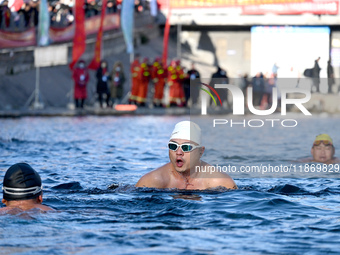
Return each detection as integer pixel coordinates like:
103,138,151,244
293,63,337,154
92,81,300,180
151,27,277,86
0,0,149,31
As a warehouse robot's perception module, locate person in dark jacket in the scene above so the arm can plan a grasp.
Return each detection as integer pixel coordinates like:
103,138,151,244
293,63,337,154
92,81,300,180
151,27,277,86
251,72,265,107
312,57,321,93
96,60,111,108
327,59,335,94
183,62,201,106
210,66,230,108
241,73,250,96
263,73,276,109
109,61,126,105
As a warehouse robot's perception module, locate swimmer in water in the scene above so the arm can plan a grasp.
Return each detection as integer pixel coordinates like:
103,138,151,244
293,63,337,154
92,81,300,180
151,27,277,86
0,163,54,213
310,134,340,164
136,121,237,190
300,134,340,164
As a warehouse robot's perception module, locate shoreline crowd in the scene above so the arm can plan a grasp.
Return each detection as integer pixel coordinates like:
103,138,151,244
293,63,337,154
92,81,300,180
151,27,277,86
71,55,338,111
0,0,148,31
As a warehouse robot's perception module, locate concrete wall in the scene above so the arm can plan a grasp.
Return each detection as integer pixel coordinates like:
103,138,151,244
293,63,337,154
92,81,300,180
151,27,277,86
180,30,251,78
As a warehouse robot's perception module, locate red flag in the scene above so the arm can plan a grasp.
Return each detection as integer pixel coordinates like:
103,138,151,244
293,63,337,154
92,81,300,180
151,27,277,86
9,0,24,12
162,3,171,68
69,0,86,70
88,0,107,70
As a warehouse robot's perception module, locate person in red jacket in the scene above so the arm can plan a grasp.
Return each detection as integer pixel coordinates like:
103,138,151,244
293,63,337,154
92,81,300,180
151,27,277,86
72,60,89,109
129,54,141,104
167,59,186,107
136,57,151,106
151,57,167,107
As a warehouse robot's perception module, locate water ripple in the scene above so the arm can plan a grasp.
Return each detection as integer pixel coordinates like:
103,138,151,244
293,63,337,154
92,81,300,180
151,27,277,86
1,116,340,254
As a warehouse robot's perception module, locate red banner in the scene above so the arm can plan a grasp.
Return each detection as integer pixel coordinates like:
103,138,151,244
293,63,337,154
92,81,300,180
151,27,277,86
242,1,339,15
50,14,120,44
86,12,119,34
69,0,86,70
50,26,75,44
157,0,312,8
0,28,36,49
88,0,107,70
0,14,120,49
157,0,339,15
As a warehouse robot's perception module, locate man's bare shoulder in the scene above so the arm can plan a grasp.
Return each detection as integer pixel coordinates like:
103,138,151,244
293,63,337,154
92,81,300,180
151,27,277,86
0,205,54,215
296,157,340,164
0,207,9,213
209,174,238,189
37,205,54,211
136,163,171,188
0,207,24,216
295,157,313,163
330,157,340,164
199,163,238,189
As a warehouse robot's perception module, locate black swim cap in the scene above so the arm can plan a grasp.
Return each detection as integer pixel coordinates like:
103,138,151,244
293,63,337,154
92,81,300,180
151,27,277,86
2,163,42,201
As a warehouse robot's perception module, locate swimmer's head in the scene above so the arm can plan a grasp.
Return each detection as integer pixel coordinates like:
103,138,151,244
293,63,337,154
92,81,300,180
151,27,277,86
311,134,335,163
169,121,201,145
2,163,42,201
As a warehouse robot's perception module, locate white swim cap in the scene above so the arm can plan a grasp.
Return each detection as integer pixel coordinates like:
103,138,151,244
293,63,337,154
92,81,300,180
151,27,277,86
169,121,201,145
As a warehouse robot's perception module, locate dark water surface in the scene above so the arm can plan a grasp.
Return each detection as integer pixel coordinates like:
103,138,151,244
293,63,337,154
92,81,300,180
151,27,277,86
0,115,339,254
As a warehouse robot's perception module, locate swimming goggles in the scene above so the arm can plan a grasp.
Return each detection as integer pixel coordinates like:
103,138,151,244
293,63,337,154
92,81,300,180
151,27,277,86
168,141,200,152
2,186,42,196
313,140,333,146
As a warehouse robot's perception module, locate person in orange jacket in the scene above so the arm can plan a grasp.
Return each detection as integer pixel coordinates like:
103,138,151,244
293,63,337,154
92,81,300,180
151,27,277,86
151,57,167,107
129,54,140,104
167,59,186,107
136,57,151,106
